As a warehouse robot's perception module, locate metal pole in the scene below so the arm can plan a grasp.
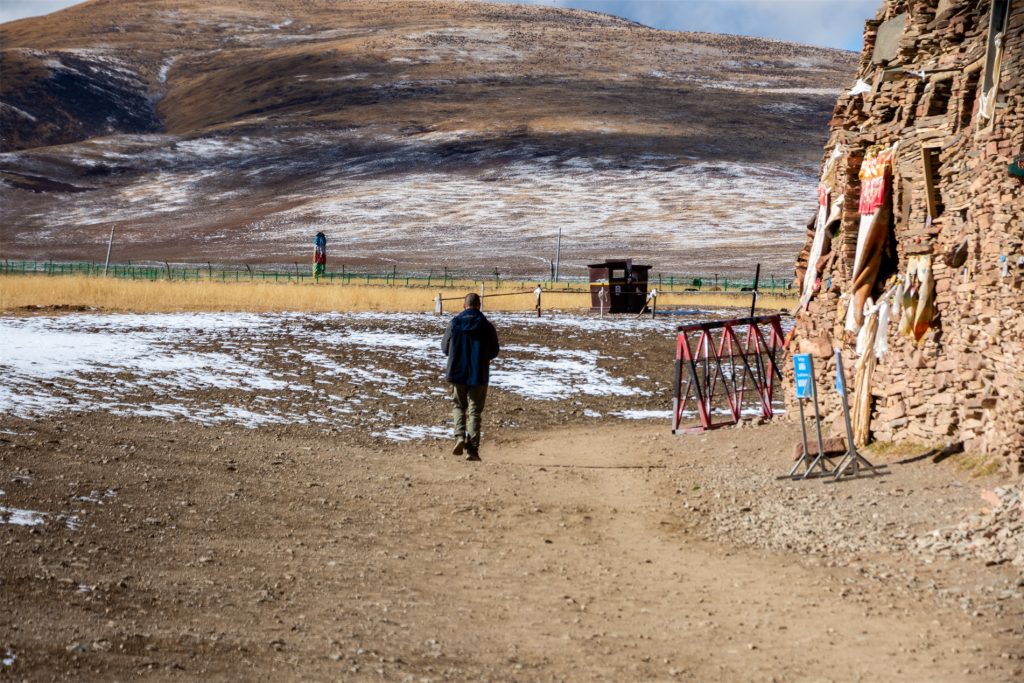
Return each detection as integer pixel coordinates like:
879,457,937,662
749,263,760,319
803,359,828,479
103,226,115,276
831,349,870,480
789,399,811,477
835,351,857,460
554,227,561,282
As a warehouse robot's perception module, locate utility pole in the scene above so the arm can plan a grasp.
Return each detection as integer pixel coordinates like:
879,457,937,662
103,225,115,276
554,227,562,283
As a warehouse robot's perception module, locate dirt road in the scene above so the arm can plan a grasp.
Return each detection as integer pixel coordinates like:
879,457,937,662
2,411,1021,682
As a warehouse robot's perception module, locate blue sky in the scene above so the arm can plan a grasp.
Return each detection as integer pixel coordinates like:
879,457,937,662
2,0,881,51
496,1,881,51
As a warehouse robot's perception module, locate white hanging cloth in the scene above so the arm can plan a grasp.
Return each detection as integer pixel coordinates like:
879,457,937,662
801,146,843,306
848,79,872,95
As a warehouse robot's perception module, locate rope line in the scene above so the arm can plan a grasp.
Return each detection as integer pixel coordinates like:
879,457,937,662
438,290,536,302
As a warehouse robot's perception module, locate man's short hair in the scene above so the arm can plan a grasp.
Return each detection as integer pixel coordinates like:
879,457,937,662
465,292,481,308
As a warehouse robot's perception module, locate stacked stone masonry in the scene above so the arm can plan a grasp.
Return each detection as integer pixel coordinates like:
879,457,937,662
788,0,1024,472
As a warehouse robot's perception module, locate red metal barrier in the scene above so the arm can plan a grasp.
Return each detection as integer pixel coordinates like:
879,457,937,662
672,315,785,433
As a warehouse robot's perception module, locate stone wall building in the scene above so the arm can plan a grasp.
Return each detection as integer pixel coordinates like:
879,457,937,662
788,0,1024,471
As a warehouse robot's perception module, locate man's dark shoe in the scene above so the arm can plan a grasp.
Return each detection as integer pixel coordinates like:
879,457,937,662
452,440,465,456
465,449,481,462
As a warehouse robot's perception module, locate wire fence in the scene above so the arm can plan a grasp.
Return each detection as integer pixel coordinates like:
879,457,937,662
0,260,795,295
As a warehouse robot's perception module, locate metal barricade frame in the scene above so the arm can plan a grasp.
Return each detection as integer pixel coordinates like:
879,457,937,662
672,315,785,433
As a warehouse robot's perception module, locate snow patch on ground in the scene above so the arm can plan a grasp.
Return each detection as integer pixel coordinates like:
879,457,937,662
0,506,46,526
610,409,673,420
76,490,117,504
760,102,813,115
377,425,451,441
492,346,644,401
0,312,674,434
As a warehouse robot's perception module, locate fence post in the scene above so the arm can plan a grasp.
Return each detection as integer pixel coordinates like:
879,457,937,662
103,226,115,276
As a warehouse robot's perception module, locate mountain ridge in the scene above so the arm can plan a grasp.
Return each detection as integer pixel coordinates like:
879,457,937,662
0,0,858,276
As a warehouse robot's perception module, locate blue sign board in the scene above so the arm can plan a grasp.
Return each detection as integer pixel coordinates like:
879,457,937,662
793,354,813,399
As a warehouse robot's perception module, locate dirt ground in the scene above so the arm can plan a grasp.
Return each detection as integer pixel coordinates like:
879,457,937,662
2,409,1022,682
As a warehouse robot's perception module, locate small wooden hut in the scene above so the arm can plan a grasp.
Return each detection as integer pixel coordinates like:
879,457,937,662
587,259,652,313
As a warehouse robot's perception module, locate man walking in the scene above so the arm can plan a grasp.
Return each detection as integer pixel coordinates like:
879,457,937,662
441,293,500,461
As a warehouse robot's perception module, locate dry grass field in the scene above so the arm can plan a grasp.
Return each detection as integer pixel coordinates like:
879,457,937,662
0,275,795,313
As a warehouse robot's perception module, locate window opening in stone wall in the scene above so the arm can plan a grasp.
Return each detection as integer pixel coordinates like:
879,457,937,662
922,146,945,220
960,70,980,128
980,0,1012,122
926,78,953,117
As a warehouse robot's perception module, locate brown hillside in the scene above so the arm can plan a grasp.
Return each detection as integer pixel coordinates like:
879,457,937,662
0,0,857,276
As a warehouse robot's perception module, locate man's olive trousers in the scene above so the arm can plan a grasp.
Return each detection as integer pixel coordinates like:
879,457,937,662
451,383,488,449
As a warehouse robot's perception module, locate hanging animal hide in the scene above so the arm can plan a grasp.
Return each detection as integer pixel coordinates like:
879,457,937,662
911,255,934,343
852,300,880,447
846,145,896,333
896,255,935,343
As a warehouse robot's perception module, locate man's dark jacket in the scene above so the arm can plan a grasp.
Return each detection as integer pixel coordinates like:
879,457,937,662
441,308,500,386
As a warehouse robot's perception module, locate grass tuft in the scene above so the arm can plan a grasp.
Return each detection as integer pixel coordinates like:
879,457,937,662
0,275,794,314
